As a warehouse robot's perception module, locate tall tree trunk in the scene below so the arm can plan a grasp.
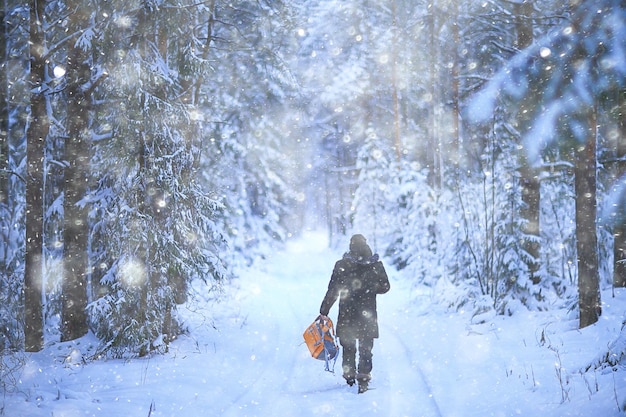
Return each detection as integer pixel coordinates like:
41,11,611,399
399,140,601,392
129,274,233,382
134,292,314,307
426,7,440,188
136,5,151,357
61,4,91,341
613,89,626,288
24,0,48,352
390,0,401,161
576,107,600,329
515,1,541,284
450,1,460,163
0,6,8,206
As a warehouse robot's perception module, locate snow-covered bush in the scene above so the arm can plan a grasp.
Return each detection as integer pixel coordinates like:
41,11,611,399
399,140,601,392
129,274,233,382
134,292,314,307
536,172,578,305
349,127,582,316
584,318,626,373
448,152,532,315
352,128,394,251
0,202,24,352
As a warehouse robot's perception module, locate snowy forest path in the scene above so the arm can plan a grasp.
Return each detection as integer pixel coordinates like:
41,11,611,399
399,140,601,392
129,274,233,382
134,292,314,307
209,231,443,416
8,232,624,417
377,322,443,417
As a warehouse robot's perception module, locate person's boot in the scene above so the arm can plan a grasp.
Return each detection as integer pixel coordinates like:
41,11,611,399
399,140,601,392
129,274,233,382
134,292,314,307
357,373,370,394
343,373,356,386
357,380,368,393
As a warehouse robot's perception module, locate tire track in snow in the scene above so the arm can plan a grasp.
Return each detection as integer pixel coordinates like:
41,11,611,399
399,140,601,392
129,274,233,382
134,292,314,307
217,320,278,416
378,322,443,417
219,270,314,416
217,271,282,416
221,234,450,416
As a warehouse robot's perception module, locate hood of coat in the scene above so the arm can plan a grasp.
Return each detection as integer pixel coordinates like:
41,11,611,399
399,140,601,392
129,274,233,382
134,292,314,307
342,251,379,266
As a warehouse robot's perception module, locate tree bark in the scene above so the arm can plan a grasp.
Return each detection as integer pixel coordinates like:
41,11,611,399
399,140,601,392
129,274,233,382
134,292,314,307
61,4,91,342
390,0,401,161
0,7,8,206
450,1,460,165
514,1,541,284
24,0,48,352
613,90,626,288
519,165,540,283
576,108,600,329
426,8,440,188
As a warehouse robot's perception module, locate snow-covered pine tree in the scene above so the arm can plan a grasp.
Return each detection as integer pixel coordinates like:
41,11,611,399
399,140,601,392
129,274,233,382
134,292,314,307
195,0,300,264
295,0,423,242
469,0,626,327
0,1,35,353
539,166,577,305
448,115,532,316
0,3,15,352
352,128,393,251
87,0,227,357
382,159,440,286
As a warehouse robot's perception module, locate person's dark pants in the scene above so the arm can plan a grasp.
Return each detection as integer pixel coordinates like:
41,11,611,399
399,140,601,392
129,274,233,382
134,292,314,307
340,337,374,382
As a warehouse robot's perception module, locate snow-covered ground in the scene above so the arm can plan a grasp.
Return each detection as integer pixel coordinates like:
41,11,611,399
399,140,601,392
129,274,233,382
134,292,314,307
3,231,625,416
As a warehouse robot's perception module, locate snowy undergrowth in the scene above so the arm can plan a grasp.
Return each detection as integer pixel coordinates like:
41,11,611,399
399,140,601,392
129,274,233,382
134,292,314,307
2,231,625,416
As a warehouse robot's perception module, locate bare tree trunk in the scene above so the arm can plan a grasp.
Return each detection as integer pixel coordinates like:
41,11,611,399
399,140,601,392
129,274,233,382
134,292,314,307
514,1,541,284
0,6,8,207
390,0,401,161
576,107,600,328
426,8,440,188
613,90,626,288
450,1,460,162
24,0,48,352
61,4,91,341
192,0,216,106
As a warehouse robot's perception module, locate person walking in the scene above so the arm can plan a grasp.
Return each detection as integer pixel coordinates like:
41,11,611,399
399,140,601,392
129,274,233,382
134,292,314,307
319,234,390,393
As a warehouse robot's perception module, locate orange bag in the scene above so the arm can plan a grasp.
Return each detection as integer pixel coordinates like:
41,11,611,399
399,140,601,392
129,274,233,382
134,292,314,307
303,316,339,371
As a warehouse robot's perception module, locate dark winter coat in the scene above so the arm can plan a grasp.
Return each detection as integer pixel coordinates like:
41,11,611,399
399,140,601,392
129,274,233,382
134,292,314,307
320,251,390,340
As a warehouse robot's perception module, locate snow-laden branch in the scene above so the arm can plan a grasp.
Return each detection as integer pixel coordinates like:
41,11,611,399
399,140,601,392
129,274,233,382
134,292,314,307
467,0,626,164
0,169,25,183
